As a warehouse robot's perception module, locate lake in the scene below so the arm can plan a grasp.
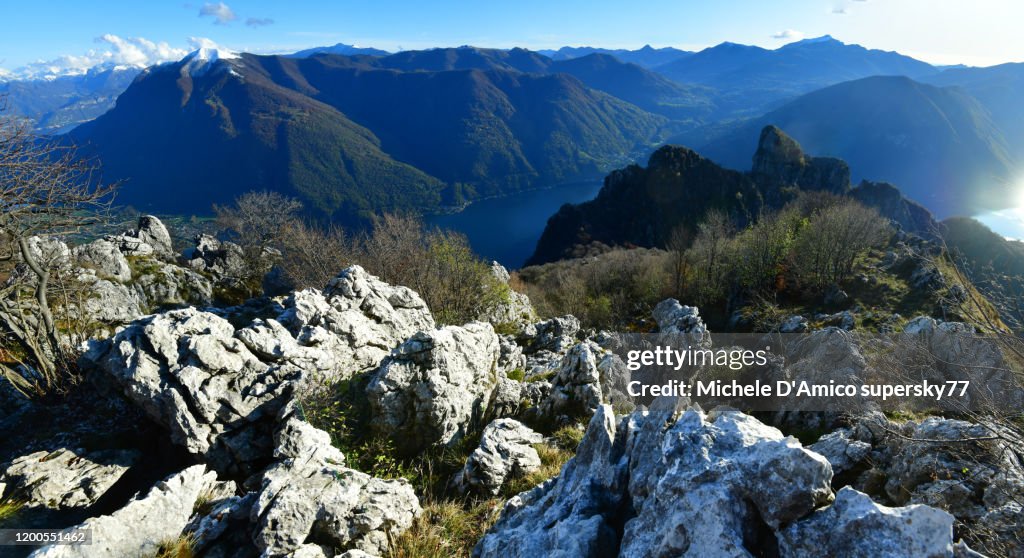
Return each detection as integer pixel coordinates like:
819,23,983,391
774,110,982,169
426,181,603,269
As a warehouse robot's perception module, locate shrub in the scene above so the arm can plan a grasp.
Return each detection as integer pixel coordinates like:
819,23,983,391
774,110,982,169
278,220,356,290
793,200,892,290
213,191,304,296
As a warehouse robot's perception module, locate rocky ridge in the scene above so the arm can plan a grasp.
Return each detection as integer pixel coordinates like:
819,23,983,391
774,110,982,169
0,216,1018,557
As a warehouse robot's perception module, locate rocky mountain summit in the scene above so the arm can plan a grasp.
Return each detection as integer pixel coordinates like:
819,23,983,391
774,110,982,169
529,125,943,265
1,216,1020,557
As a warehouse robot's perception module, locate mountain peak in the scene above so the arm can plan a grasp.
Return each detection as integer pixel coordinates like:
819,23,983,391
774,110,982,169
180,47,239,76
754,125,805,169
784,35,844,48
752,125,850,193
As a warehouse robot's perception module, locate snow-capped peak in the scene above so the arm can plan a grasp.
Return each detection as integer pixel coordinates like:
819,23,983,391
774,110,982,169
180,47,240,76
784,35,843,48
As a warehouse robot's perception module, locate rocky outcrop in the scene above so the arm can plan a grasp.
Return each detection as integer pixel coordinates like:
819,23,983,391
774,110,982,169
20,217,212,332
476,400,977,557
783,327,867,388
0,448,138,510
652,298,710,344
278,265,436,378
106,214,175,259
477,401,834,557
810,412,1023,556
129,259,213,311
535,342,606,423
31,465,218,558
453,419,544,496
517,315,581,375
851,180,938,238
81,266,436,473
367,322,500,454
252,412,420,556
779,314,809,333
527,145,766,266
478,262,535,328
809,429,872,475
779,486,962,557
182,234,246,280
72,239,131,282
751,125,850,195
81,308,322,474
886,418,1024,554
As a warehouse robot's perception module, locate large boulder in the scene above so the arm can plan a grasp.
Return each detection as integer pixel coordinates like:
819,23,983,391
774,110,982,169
81,308,331,474
476,400,834,557
477,262,535,328
70,270,146,326
30,465,218,558
778,487,963,557
135,215,174,258
72,239,131,282
366,322,500,454
252,412,420,556
617,405,833,556
474,405,626,558
278,265,436,378
105,215,174,259
477,401,978,557
652,299,710,346
453,418,544,496
0,448,138,510
130,258,214,311
535,342,606,424
517,315,581,375
182,234,247,280
24,236,72,270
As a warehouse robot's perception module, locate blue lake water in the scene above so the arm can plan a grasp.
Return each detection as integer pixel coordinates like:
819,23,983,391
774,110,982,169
426,181,603,269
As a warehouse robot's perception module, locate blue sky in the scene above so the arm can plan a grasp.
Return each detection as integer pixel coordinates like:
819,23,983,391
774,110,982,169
1,0,1022,74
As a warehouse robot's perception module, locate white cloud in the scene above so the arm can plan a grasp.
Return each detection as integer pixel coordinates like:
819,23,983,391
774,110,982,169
246,17,274,27
188,37,228,51
5,35,190,80
199,2,237,25
771,29,805,40
832,7,849,14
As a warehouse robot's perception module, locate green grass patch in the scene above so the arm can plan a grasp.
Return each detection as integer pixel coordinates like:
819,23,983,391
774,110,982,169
0,496,24,524
298,374,578,558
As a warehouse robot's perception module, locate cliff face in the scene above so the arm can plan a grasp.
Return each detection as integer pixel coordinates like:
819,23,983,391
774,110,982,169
528,126,855,265
851,180,938,236
528,145,765,265
751,125,850,196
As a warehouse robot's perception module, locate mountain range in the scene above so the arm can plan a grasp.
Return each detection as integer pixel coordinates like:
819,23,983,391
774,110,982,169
0,36,1018,230
289,43,391,58
0,66,140,133
537,45,692,68
921,62,1024,155
68,48,663,221
653,36,938,115
692,75,1016,217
